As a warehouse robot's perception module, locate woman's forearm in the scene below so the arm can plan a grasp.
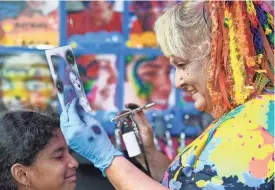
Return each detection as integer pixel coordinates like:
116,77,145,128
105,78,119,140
106,156,168,190
135,149,172,182
106,156,169,190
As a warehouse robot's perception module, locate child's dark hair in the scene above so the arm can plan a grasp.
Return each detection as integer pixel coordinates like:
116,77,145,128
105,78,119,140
0,111,60,190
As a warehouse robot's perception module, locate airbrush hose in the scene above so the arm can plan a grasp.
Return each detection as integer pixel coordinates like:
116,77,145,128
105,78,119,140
129,114,152,177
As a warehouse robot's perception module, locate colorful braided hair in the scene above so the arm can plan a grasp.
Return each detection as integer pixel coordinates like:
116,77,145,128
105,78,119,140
206,1,274,119
129,56,157,100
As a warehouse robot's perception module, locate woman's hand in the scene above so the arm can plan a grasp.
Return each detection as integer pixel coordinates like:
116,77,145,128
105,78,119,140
123,103,157,155
120,103,172,181
60,98,123,176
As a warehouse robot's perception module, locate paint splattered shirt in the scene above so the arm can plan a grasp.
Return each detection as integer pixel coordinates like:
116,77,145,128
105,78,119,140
162,94,274,190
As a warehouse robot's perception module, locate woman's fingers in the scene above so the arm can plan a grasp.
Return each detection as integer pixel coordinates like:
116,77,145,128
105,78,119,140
125,103,140,110
132,111,151,134
116,103,152,139
125,103,150,125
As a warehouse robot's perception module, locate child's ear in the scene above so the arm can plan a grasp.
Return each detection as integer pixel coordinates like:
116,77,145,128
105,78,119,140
11,164,31,187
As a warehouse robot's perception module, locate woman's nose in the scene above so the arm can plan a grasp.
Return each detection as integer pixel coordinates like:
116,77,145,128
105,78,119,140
174,70,184,88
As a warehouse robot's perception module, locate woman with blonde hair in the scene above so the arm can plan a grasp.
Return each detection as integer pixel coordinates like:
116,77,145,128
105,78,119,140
61,1,274,189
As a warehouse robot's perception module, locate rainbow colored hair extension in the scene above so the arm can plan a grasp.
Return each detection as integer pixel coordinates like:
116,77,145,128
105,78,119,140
206,0,274,119
129,56,156,100
207,1,229,118
255,5,274,49
226,5,250,104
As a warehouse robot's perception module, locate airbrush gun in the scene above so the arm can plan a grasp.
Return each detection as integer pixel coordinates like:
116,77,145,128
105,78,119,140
111,103,155,122
111,103,155,177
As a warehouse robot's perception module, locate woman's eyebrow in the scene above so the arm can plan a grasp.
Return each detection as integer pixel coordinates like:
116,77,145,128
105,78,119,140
176,57,190,63
170,57,190,65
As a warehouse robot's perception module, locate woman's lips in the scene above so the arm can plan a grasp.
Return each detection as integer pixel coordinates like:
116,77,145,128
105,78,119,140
190,90,197,96
191,92,198,100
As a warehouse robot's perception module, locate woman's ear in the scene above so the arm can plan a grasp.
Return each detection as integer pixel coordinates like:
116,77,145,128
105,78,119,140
11,164,31,187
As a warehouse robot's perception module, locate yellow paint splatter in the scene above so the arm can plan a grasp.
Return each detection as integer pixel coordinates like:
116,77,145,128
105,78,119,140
211,176,224,185
174,95,274,188
173,167,182,181
196,180,209,188
208,95,274,184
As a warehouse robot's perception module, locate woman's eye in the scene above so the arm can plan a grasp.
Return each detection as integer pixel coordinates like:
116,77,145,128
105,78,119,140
178,64,186,70
177,62,189,70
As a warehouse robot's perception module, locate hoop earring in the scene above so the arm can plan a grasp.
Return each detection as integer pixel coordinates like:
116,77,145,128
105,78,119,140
26,183,31,188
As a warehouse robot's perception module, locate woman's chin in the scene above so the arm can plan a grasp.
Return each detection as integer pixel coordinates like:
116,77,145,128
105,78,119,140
192,93,207,112
194,101,206,112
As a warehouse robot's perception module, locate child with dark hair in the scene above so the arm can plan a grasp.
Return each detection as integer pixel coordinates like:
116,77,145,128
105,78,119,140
0,111,78,190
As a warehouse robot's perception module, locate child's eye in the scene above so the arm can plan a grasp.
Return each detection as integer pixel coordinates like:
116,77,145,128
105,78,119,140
55,156,63,160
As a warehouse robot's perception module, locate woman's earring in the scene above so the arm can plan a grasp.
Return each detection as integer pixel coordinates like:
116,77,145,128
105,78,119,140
26,183,31,188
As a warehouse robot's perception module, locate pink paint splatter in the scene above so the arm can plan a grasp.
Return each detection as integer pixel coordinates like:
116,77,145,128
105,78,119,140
238,134,243,138
161,171,169,186
249,154,272,179
252,157,255,160
258,144,262,149
260,127,273,144
256,95,263,99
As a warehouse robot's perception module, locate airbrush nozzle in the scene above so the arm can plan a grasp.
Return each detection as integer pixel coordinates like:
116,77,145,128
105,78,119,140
111,103,155,122
143,103,155,109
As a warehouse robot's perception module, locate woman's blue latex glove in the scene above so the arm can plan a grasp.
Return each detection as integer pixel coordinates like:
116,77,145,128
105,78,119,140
60,98,123,176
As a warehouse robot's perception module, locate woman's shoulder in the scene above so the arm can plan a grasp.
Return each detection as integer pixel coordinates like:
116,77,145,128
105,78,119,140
245,93,274,111
216,93,274,136
175,93,274,162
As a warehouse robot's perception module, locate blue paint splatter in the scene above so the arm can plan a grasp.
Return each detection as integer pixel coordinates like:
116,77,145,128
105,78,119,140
182,166,193,177
194,138,222,173
202,182,226,190
169,179,182,190
243,172,265,188
266,100,274,137
171,159,180,171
